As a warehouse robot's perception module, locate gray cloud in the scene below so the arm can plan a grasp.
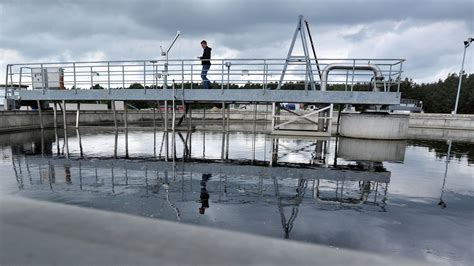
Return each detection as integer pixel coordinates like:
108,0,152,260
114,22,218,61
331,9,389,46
1,0,473,82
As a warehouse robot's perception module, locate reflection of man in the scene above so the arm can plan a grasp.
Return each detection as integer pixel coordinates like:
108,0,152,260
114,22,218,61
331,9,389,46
199,173,212,214
65,166,71,184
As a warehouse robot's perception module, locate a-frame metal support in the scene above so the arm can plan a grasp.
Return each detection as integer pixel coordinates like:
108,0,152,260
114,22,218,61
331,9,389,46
277,15,316,91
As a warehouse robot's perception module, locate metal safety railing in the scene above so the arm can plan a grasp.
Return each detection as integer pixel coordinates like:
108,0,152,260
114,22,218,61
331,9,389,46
4,58,404,99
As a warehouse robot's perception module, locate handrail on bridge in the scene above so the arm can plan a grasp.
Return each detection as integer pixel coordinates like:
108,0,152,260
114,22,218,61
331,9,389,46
4,58,405,101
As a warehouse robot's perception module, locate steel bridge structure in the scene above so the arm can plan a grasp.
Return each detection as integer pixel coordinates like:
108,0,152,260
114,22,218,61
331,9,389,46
4,57,405,136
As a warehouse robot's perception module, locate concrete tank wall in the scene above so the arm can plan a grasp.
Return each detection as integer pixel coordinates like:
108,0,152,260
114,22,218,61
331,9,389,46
339,112,409,140
409,113,474,130
1,110,472,141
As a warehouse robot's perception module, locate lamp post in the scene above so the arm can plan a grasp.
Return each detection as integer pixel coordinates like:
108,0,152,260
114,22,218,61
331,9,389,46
453,37,473,114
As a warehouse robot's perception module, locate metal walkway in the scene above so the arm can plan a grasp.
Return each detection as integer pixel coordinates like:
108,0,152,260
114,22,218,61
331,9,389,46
4,58,404,104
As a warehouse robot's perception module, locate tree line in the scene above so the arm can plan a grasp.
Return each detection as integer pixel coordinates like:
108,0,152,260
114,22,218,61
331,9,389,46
398,73,473,114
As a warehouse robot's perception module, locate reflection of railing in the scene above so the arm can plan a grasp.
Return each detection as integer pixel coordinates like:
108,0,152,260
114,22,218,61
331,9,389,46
13,156,391,183
4,58,404,98
314,179,388,212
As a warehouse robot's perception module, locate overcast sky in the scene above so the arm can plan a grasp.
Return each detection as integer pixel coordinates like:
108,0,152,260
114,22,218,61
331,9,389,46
1,0,473,83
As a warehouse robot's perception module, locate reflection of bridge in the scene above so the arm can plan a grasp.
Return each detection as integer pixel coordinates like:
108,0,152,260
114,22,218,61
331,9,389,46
8,130,394,235
18,156,391,183
11,154,390,239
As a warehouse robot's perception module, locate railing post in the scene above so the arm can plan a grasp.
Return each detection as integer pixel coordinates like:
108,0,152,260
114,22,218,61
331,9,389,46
164,59,168,89
90,66,93,89
122,65,125,89
397,61,403,93
144,61,147,94
40,63,45,94
182,60,184,91
226,61,231,90
9,65,13,92
190,64,193,89
262,60,266,92
351,59,355,91
107,62,111,93
4,64,8,104
73,62,77,93
221,59,224,93
387,65,392,92
345,70,348,91
18,67,22,92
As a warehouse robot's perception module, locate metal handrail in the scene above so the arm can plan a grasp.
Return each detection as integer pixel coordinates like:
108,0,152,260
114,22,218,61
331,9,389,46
4,58,405,101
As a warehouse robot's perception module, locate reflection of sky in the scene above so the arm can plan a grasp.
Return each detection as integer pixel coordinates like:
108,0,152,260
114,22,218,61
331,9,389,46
0,129,473,265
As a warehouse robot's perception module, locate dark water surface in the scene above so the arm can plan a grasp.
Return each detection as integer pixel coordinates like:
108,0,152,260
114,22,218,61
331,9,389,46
0,128,473,265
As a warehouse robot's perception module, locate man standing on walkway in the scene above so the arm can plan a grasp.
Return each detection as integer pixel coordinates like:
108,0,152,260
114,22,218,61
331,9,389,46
198,40,212,89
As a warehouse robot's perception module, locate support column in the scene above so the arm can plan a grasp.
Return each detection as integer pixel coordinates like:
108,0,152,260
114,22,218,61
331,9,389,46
111,100,118,130
124,101,129,158
111,100,118,159
164,101,169,161
37,100,44,129
75,102,80,129
53,102,58,129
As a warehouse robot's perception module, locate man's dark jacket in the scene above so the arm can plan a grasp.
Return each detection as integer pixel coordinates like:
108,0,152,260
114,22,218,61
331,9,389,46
200,47,212,65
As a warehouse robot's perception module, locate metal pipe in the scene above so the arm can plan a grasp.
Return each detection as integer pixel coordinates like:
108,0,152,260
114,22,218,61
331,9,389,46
321,63,384,91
